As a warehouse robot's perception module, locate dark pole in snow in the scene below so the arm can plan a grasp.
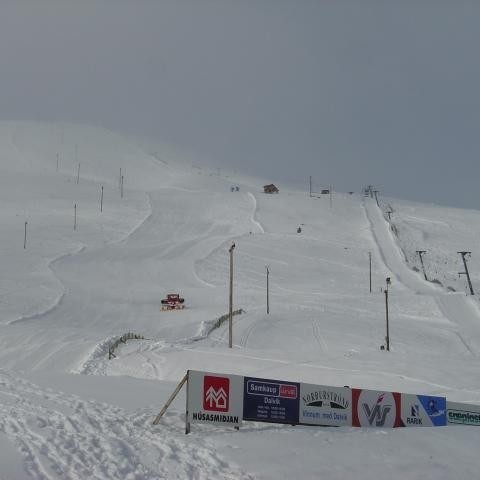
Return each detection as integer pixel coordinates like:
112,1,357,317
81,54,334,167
74,204,77,231
385,277,391,351
121,175,124,198
228,242,236,348
458,251,474,295
100,185,104,212
369,251,372,293
416,250,428,281
24,221,27,249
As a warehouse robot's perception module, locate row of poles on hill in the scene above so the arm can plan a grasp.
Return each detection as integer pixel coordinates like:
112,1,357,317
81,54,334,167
23,158,126,249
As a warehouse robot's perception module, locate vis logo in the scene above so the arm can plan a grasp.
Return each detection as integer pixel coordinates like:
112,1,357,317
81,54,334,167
352,389,401,428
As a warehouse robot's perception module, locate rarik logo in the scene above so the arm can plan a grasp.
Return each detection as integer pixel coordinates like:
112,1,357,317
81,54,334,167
203,376,229,412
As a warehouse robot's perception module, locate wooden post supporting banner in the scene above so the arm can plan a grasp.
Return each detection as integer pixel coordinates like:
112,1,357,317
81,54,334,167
152,372,189,426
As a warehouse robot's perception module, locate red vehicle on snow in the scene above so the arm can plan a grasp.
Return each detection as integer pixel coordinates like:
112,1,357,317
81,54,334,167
161,293,185,311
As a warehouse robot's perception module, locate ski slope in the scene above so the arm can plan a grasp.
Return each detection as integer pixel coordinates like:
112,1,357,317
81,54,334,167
1,122,480,479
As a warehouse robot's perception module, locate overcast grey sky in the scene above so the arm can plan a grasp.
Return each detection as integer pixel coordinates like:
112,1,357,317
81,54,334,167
1,1,480,208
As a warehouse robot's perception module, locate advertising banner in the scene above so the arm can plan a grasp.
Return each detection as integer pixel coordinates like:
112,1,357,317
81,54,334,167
447,401,480,426
401,394,446,427
187,370,243,427
299,384,351,426
243,376,300,424
352,389,402,428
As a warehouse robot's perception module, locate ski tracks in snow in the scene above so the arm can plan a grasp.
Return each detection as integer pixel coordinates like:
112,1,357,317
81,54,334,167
364,198,480,355
0,370,253,480
246,192,265,234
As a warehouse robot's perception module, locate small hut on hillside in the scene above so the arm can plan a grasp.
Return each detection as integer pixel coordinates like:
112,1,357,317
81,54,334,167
263,184,279,194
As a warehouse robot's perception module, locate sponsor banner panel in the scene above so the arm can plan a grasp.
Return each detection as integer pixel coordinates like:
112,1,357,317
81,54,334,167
447,401,480,426
352,389,402,428
187,370,243,427
300,383,351,426
243,376,300,424
401,394,446,427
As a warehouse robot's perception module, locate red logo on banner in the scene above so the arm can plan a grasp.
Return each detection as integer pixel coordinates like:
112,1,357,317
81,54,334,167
203,376,230,412
279,384,297,399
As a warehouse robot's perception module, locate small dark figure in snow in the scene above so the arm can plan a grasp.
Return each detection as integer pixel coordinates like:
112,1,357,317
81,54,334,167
297,227,302,233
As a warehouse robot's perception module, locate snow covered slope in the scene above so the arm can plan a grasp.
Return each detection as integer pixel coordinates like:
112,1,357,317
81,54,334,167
0,122,480,479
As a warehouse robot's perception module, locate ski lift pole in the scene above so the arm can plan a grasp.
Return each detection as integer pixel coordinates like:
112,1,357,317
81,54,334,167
369,251,372,293
458,251,474,295
416,250,428,281
385,277,391,351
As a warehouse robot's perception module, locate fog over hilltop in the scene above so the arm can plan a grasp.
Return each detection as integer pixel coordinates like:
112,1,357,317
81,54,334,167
2,1,480,209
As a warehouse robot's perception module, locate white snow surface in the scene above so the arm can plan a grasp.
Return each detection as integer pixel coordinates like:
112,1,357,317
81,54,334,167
0,122,479,479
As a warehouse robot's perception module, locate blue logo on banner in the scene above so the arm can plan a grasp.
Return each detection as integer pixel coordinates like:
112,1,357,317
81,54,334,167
418,395,446,426
243,377,300,424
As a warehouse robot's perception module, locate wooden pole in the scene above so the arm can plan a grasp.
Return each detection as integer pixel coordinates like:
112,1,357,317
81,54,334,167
266,265,270,314
229,243,236,348
100,185,104,212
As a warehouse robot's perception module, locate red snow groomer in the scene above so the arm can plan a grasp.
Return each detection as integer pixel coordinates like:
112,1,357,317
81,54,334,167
161,293,185,311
